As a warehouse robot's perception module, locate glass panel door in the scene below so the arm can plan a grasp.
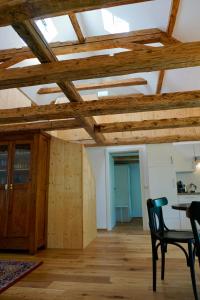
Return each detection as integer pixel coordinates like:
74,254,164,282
13,144,31,184
0,145,9,186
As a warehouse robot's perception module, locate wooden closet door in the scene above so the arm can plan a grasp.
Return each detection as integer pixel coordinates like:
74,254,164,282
0,143,12,237
6,141,33,238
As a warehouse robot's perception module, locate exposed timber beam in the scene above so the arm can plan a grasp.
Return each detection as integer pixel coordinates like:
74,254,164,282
1,41,200,89
12,20,105,144
37,78,147,94
89,134,200,147
68,13,85,43
1,91,200,124
48,93,143,104
0,119,81,133
156,70,165,94
156,0,180,94
0,57,25,69
95,116,200,133
0,29,165,62
167,0,180,36
0,0,152,27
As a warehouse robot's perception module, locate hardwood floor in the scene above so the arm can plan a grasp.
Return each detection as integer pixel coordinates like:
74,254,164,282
113,218,143,234
0,226,199,299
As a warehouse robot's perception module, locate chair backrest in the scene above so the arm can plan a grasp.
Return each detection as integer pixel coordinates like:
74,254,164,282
147,197,168,236
186,201,200,257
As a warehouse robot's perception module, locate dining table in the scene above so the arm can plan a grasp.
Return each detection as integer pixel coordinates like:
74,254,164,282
171,203,191,211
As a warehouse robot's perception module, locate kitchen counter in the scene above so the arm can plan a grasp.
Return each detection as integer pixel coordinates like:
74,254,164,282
176,193,200,230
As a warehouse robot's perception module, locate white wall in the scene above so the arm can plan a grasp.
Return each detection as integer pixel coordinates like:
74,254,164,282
86,148,107,229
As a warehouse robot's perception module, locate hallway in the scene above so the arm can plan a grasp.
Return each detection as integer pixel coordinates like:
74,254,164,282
113,218,143,234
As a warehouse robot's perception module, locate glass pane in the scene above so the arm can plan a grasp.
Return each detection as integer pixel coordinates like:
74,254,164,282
13,144,31,184
0,145,8,185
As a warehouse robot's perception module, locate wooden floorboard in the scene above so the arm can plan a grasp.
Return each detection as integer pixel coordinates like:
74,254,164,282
0,225,199,299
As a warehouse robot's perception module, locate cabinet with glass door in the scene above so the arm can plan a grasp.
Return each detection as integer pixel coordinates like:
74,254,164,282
0,132,50,254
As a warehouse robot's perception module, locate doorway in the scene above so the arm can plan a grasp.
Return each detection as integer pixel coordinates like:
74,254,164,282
110,152,143,231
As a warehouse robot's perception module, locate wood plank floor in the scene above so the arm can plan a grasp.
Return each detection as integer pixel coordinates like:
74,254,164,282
0,225,199,300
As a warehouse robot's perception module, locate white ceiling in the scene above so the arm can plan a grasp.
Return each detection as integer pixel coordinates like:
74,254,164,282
0,0,200,105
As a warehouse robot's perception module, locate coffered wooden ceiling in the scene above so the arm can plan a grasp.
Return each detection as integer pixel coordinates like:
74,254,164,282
0,0,200,146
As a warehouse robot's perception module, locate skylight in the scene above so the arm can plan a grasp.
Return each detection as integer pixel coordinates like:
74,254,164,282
98,91,108,97
101,9,130,34
36,18,58,43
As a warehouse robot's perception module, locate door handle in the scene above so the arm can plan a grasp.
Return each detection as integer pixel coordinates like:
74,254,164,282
4,184,8,190
9,184,13,190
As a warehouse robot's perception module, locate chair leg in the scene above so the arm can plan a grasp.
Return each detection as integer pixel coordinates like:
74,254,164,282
151,239,157,292
152,251,157,291
188,242,199,300
161,242,165,280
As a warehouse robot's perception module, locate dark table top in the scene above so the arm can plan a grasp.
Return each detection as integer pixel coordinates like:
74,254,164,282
171,203,190,211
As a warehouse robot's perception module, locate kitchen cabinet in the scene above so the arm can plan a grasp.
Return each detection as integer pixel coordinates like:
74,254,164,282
0,132,50,254
173,144,194,172
147,144,174,167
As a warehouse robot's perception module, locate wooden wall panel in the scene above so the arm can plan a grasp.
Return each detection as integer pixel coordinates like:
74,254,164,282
63,143,83,249
48,137,96,249
48,137,65,248
82,147,97,248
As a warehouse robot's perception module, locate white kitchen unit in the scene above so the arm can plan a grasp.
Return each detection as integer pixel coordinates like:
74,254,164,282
147,144,180,229
147,143,174,168
173,144,194,172
177,194,200,230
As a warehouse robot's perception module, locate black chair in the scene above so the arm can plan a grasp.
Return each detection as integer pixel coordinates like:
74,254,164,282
147,197,198,300
187,201,200,267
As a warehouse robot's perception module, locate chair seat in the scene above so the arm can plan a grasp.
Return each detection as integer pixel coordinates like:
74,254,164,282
156,230,194,243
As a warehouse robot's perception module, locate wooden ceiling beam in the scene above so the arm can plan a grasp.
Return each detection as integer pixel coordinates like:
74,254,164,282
156,0,180,94
0,28,165,62
12,20,105,144
156,69,165,94
167,0,181,36
37,78,147,94
68,13,85,43
0,0,152,27
1,41,200,89
1,90,200,124
0,119,81,133
90,134,200,147
0,57,25,69
95,116,200,133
